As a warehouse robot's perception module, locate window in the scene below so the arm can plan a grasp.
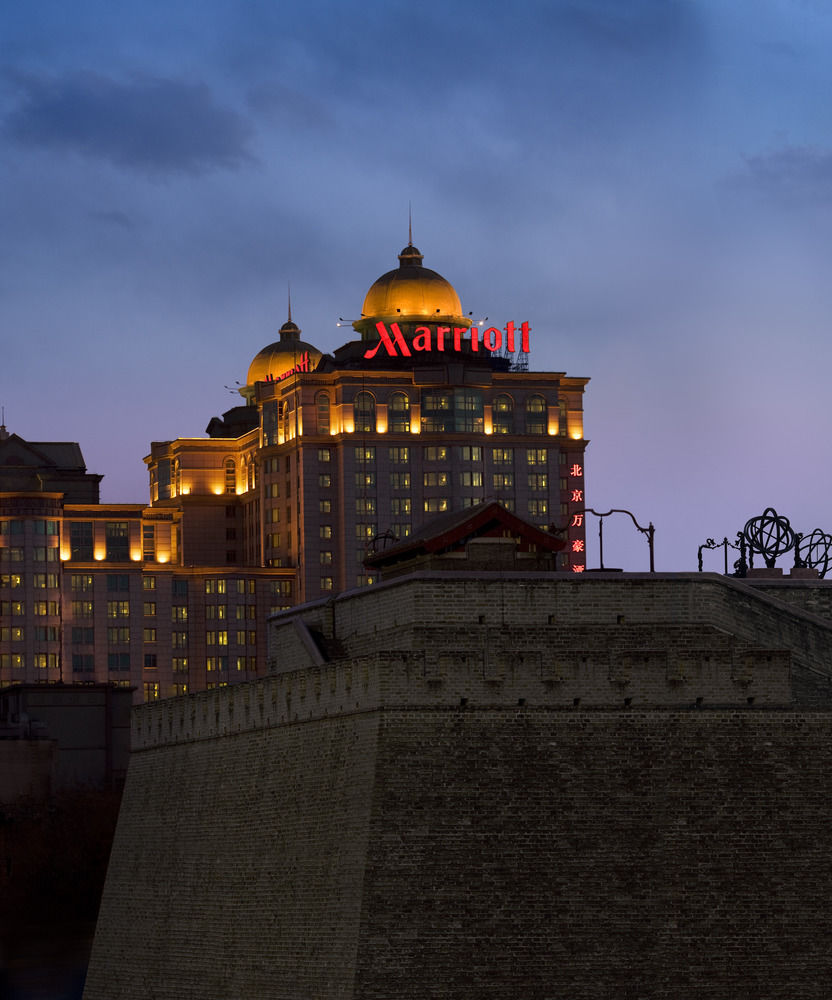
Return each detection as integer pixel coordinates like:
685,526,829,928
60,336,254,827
206,604,227,620
423,446,448,462
70,522,93,561
391,498,411,515
454,390,483,433
320,525,332,539
270,580,292,596
316,394,331,435
143,525,155,561
143,682,160,701
71,600,94,618
458,446,482,462
172,657,188,673
528,500,549,516
389,472,411,490
528,474,548,490
172,606,188,622
318,447,331,463
107,575,129,592
525,394,547,434
105,522,129,562
420,392,452,433
143,628,157,642
320,551,333,565
391,523,411,538
225,459,236,494
319,499,332,514
32,574,46,589
355,446,376,463
5,548,23,563
33,602,58,616
144,602,156,616
1,574,22,589
459,471,483,487
1,601,24,616
424,498,449,513
144,653,158,669
172,631,188,649
321,576,334,591
204,579,227,594
493,395,514,434
72,654,94,673
389,447,409,464
527,448,547,465
143,576,156,591
206,631,228,646
171,683,188,697
107,601,130,618
35,626,58,641
107,627,130,644
172,579,188,596
72,627,94,643
389,392,410,433
354,392,376,433
492,473,514,489
355,524,376,540
423,472,448,487
355,472,376,489
206,657,228,672
356,498,376,515
319,473,332,488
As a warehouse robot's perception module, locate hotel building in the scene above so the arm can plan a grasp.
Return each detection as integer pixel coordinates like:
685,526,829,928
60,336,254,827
1,241,588,701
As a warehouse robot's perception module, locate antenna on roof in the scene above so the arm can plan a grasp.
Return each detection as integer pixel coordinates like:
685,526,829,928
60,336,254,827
287,282,292,323
408,201,413,246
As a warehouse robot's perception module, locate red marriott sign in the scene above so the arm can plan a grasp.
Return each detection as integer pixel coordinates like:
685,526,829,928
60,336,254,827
263,352,311,383
363,321,531,360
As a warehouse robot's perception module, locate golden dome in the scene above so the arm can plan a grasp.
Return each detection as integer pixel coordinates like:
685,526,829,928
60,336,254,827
246,319,322,387
354,244,471,336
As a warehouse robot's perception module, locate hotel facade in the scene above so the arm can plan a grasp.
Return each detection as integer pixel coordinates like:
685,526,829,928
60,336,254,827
1,241,588,701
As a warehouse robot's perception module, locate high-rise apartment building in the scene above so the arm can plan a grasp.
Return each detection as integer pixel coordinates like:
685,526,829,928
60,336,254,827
1,240,587,701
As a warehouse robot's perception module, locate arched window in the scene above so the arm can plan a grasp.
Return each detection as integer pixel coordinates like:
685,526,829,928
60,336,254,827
525,395,547,434
224,458,236,494
493,394,514,435
173,458,181,495
316,393,331,435
354,391,376,433
388,392,410,433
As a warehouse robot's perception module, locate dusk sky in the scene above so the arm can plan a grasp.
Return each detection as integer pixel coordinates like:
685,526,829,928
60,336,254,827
3,0,832,572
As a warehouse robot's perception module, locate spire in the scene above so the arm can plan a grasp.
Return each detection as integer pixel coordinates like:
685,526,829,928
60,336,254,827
408,201,413,246
287,282,292,324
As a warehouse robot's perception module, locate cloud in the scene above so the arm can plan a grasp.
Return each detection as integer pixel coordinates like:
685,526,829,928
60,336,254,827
740,145,832,205
3,71,254,175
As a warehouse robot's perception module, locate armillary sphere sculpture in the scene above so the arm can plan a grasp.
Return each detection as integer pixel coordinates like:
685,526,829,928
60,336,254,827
742,508,795,569
796,528,832,578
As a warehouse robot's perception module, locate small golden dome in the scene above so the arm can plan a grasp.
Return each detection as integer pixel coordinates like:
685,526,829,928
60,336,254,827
354,244,471,335
246,319,322,387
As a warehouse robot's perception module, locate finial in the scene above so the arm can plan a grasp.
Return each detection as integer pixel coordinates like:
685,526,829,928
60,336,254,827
287,282,292,323
408,202,413,246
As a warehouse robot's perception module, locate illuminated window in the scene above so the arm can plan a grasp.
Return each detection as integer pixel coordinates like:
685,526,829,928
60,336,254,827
390,472,411,490
320,525,332,539
143,576,156,590
458,446,482,462
528,500,549,516
525,395,547,434
172,657,188,673
206,657,228,672
321,577,334,591
459,471,483,487
491,447,513,464
424,498,449,513
143,629,157,643
172,606,188,622
320,551,333,565
356,498,376,515
355,446,376,463
389,447,409,464
389,392,410,433
391,523,411,538
320,499,331,514
420,392,452,433
270,581,292,596
354,391,376,433
1,574,22,589
225,458,236,494
493,395,514,434
424,472,448,487
527,448,547,465
317,394,331,435
143,525,155,561
355,524,376,540
33,602,58,616
492,473,513,490
423,446,448,462
107,601,130,618
143,682,160,700
318,447,331,462
355,472,376,489
171,683,188,696
528,474,548,490
172,631,188,649
107,627,130,644
319,473,332,488
72,600,94,617
391,498,411,515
